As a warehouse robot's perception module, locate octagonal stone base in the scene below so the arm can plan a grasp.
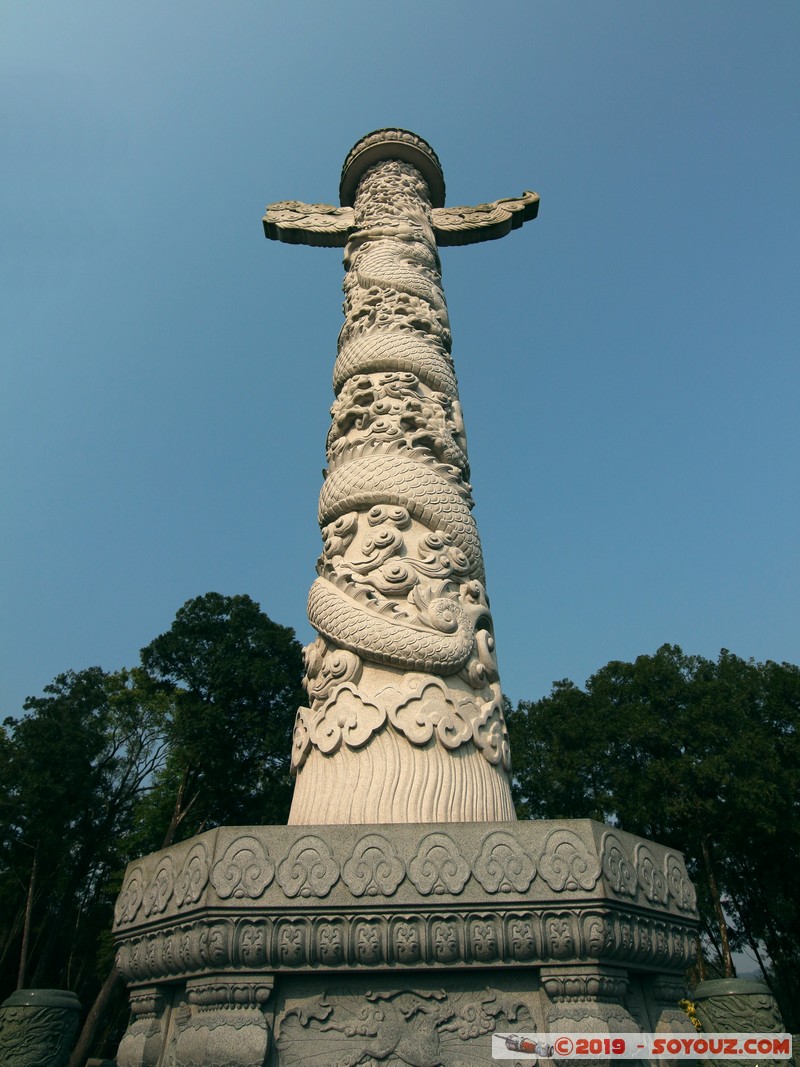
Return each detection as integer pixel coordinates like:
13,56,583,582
112,819,699,1065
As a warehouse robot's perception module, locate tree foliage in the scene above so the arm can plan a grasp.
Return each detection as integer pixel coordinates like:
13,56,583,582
508,644,800,1027
0,667,169,995
137,591,305,842
0,593,304,1058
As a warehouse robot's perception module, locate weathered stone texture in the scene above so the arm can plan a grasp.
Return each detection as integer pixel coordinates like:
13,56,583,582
112,821,699,1063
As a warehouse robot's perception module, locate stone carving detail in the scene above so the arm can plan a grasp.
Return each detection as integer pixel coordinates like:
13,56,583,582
693,979,785,1034
508,916,537,960
198,924,228,968
392,919,422,964
263,192,540,249
187,977,273,1008
542,971,629,1002
635,842,669,904
175,978,272,1067
469,918,500,962
473,830,536,893
142,856,174,917
210,835,274,900
431,918,460,963
600,831,638,897
113,903,698,978
275,986,531,1067
664,851,698,912
638,921,652,959
354,920,384,964
545,914,577,959
302,662,491,751
342,833,405,896
263,200,355,245
238,922,268,966
316,921,346,965
176,926,198,972
583,913,614,958
432,190,540,246
543,970,641,1036
408,833,471,895
277,922,306,965
277,835,340,898
538,829,601,892
0,991,81,1067
263,130,531,823
652,922,670,963
114,864,146,925
128,988,167,1018
174,842,210,907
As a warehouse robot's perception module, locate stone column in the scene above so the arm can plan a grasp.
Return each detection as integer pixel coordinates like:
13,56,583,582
109,131,703,1067
115,987,169,1067
283,131,519,825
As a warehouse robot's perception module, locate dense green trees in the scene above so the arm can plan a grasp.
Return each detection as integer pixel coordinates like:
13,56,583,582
137,592,304,847
0,668,169,993
508,645,800,1028
0,593,304,1058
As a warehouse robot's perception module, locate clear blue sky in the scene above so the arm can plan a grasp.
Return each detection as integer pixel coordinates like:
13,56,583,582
2,1,798,717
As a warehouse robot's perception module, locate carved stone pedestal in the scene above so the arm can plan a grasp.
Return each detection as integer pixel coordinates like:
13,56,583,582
113,819,699,1065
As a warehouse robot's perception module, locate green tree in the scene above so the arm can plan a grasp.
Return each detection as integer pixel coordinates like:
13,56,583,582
0,668,168,1001
508,680,611,823
68,592,306,1065
137,591,305,843
508,645,800,1027
0,592,306,1064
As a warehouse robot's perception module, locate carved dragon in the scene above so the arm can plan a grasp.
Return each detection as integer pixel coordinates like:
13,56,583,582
264,130,538,823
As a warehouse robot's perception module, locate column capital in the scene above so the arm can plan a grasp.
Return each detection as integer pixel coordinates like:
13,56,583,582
339,128,446,207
